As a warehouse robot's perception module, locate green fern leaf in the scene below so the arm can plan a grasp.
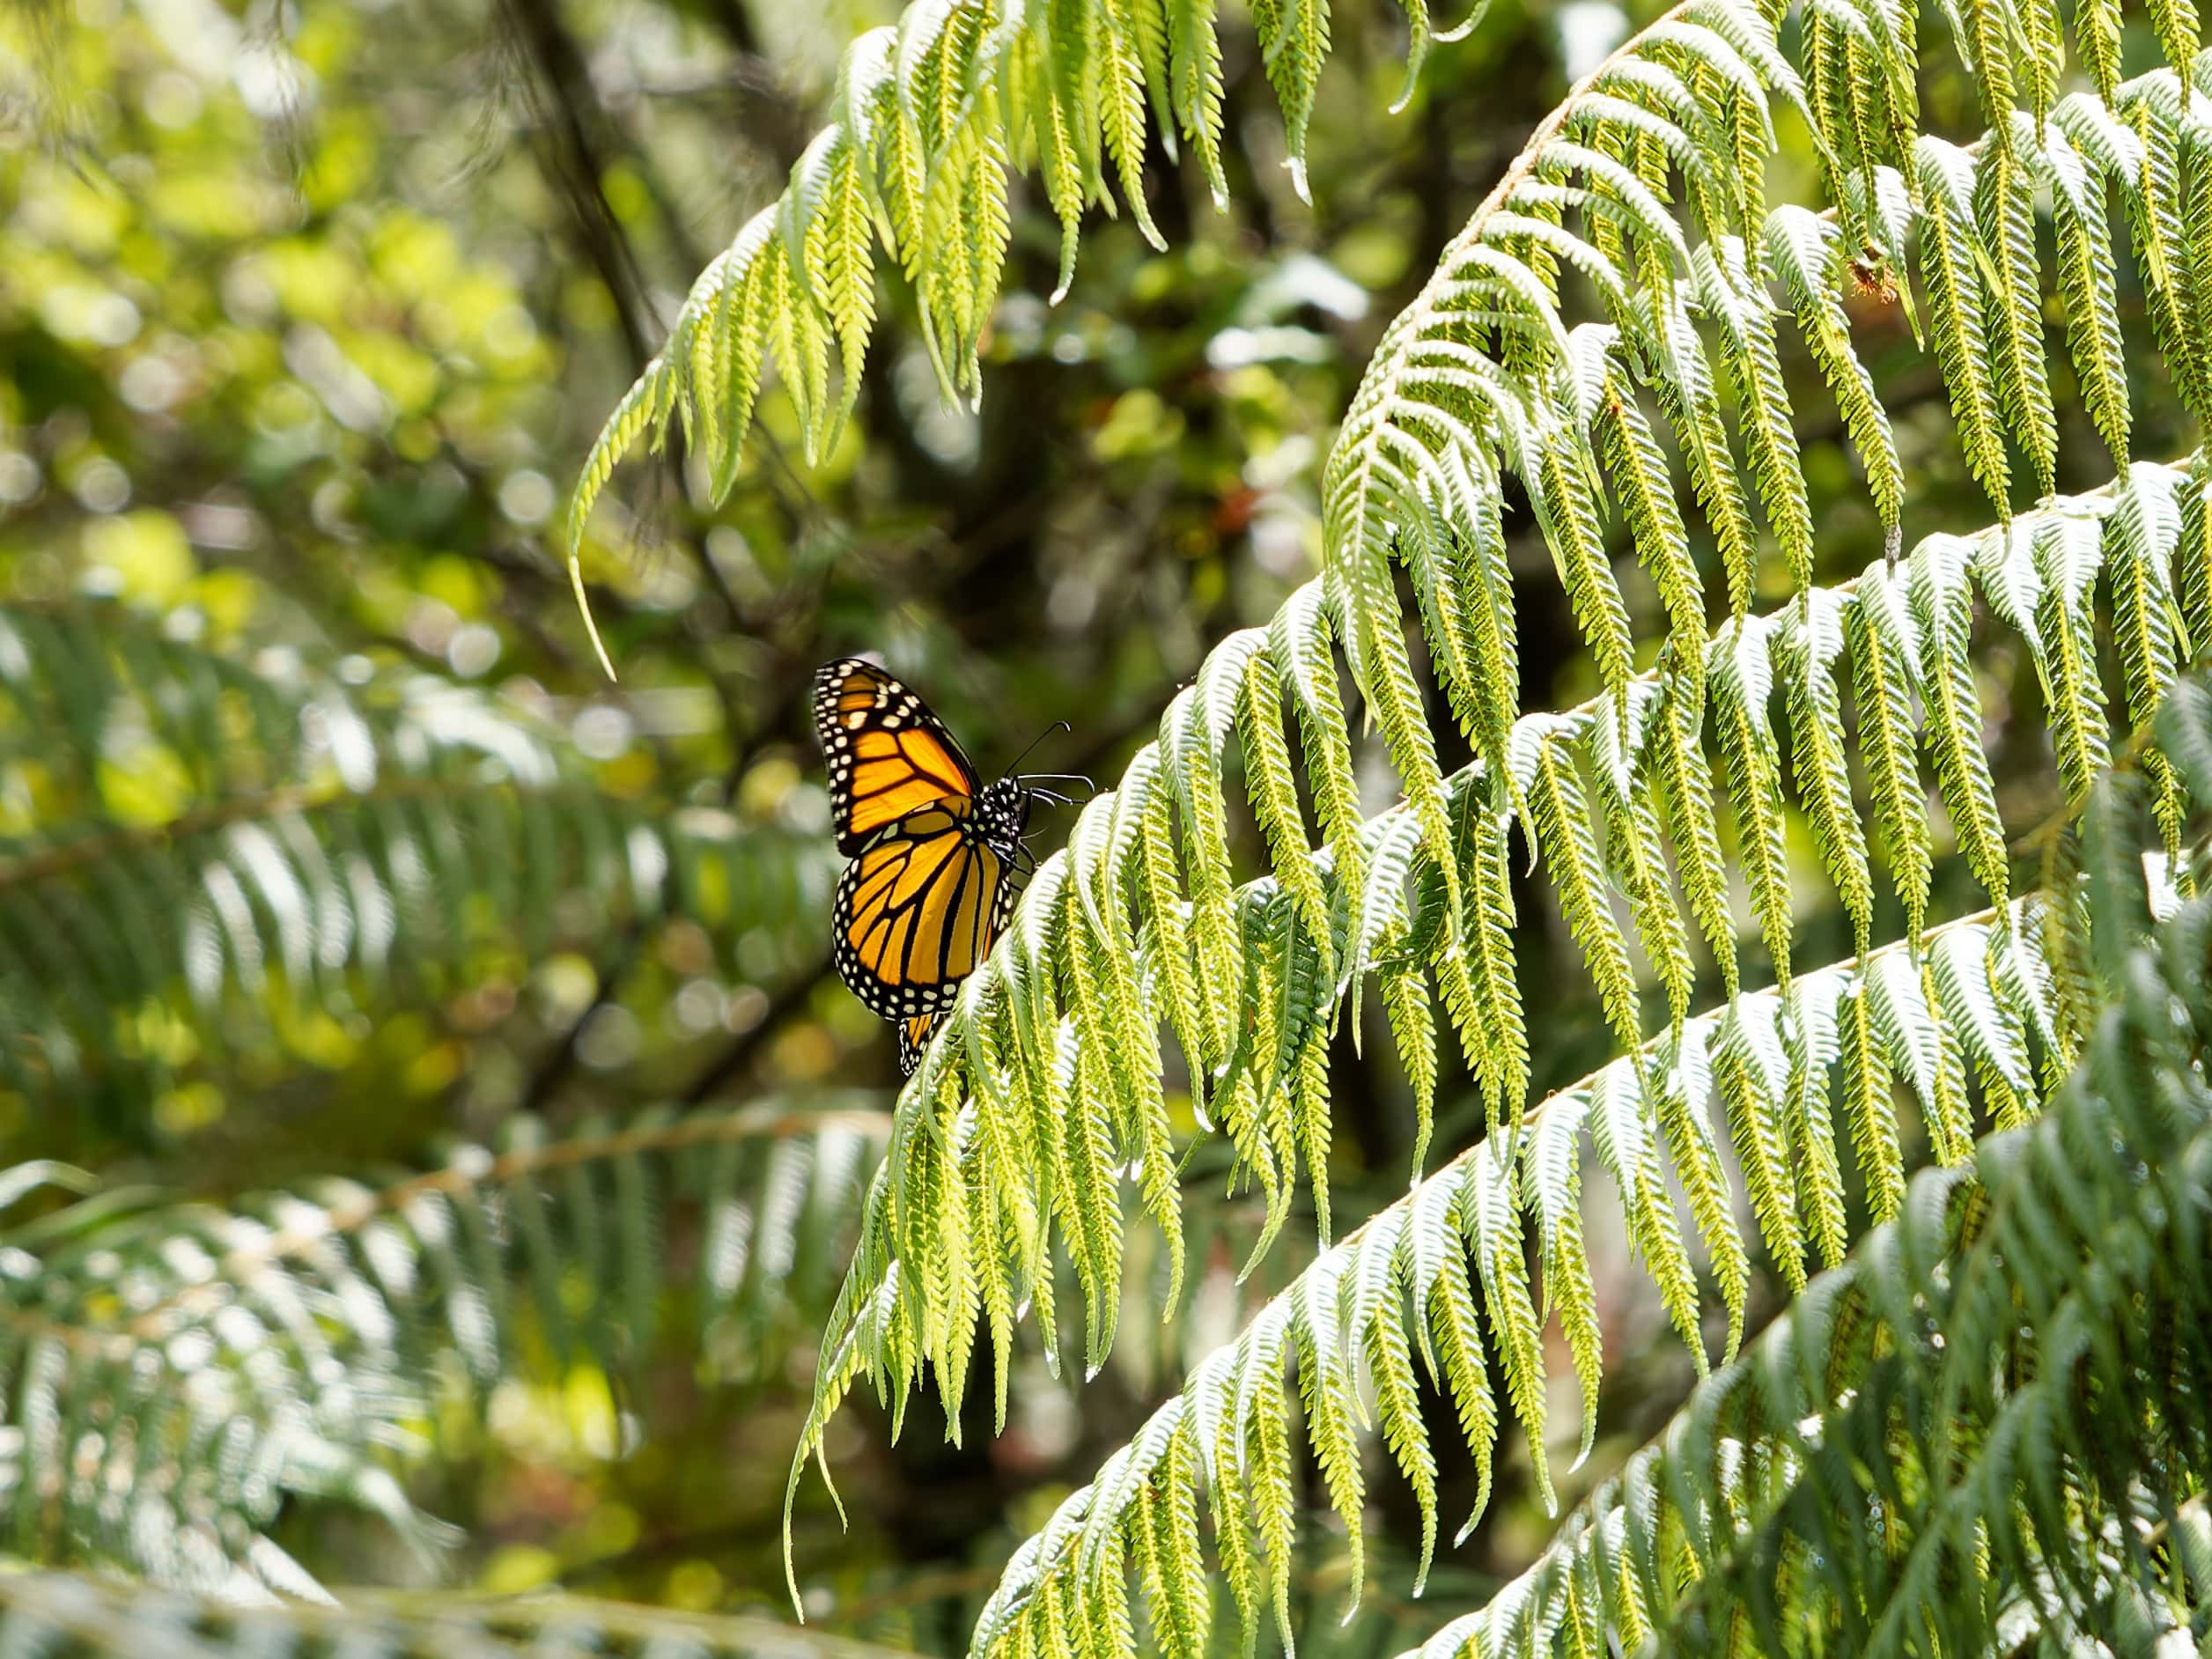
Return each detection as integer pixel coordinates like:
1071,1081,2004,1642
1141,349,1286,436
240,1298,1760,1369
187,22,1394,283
1523,1101,1604,1470
1973,137,2057,498
1908,534,2011,908
1713,999,1806,1289
2041,115,2131,468
1587,1054,1707,1364
1520,720,1645,1053
1589,687,1698,1030
1781,587,1875,957
1710,616,1793,990
1781,969,1851,1267
1846,557,1934,940
1766,204,1903,551
1914,136,2012,518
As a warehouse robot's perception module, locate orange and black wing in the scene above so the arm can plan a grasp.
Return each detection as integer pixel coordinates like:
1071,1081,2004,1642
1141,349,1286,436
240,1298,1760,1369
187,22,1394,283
814,658,978,856
830,807,1013,1028
897,1014,940,1077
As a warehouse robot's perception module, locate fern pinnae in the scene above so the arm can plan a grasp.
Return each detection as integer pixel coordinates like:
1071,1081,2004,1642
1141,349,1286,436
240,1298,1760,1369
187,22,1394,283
2118,76,2212,428
763,237,831,461
1649,668,1742,998
2040,119,2131,470
1162,0,1227,204
1928,923,2032,1128
1464,1140,1556,1513
1086,792,1187,1308
1766,205,1905,546
2025,513,2114,801
1840,970,1906,1220
1346,535,1465,933
1133,754,1214,1100
1235,1305,1300,1656
1060,963,1126,1373
2152,0,2204,92
2105,466,2193,866
1710,616,1794,992
1908,534,2012,910
1592,1057,1707,1371
1523,1100,1605,1470
1397,507,1510,800
1655,1023,1752,1360
794,122,881,455
1456,788,1530,1135
1865,949,1973,1164
1522,722,1646,1055
1352,1208,1442,1590
1237,647,1335,982
1287,1246,1368,1621
1913,137,2012,519
1529,424,1637,720
1786,597,1876,957
1699,238,1815,600
1289,955,1337,1240
1975,136,2057,499
1653,295,1761,617
1030,0,1103,299
1166,684,1241,1067
1591,691,1700,1030
1715,1006,1806,1294
1274,581,1368,902
1248,0,1331,201
1096,0,1167,249
1535,137,1694,276
1596,358,1705,669
1188,1351,1261,1659
1782,968,1852,1267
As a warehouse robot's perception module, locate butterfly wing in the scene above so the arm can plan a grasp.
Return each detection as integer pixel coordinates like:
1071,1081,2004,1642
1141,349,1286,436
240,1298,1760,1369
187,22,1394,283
897,1014,940,1077
831,806,1014,1030
814,658,979,857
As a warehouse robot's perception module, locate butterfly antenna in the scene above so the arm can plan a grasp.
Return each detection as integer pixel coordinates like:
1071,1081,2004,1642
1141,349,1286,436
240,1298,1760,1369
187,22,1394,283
1001,719,1071,779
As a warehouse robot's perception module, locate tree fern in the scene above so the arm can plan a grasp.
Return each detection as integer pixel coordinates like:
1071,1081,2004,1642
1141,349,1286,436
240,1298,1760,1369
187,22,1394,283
793,442,2212,1529
545,0,2212,1638
1384,775,2212,1656
966,668,2212,1655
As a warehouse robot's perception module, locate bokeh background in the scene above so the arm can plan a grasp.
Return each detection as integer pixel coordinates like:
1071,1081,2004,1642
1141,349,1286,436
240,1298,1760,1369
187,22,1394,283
0,0,2175,1647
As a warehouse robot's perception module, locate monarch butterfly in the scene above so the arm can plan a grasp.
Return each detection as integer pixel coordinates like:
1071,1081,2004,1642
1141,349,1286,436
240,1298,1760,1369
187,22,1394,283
813,659,1079,1075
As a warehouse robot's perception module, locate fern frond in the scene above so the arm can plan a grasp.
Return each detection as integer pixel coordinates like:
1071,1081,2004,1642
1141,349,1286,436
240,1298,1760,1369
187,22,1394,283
814,438,2212,1531
1387,779,2212,1657
0,605,830,1130
970,887,2083,1655
568,0,1457,602
0,1103,889,1590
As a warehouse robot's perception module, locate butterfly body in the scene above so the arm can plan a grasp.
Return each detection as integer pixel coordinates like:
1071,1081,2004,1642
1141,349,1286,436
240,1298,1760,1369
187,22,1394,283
814,660,1043,1074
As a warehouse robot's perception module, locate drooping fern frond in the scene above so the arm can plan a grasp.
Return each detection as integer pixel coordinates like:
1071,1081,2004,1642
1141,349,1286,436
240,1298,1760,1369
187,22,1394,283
763,0,2212,1503
564,0,1466,582
962,901,2063,1656
791,442,2212,1562
0,1101,887,1594
1382,780,2212,1658
966,673,2212,1657
0,1574,926,1657
0,603,831,1126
